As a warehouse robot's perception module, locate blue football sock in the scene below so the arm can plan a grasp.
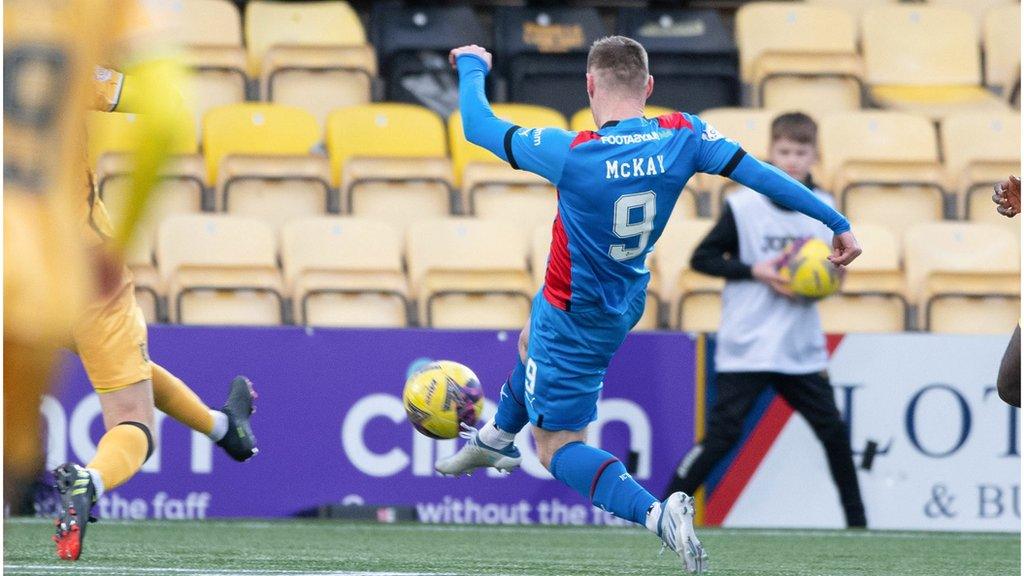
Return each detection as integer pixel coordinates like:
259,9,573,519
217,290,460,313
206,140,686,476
549,441,657,526
493,361,529,435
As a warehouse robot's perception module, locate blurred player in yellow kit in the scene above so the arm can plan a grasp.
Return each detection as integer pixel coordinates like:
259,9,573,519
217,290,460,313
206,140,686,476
4,0,259,560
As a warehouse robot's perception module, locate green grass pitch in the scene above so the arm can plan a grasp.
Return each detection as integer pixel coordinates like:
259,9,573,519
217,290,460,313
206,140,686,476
3,519,1019,576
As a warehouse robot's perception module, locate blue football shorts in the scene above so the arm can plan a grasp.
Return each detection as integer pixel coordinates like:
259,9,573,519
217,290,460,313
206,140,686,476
523,290,646,431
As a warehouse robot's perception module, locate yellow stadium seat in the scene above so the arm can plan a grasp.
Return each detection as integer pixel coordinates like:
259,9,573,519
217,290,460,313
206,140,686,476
178,0,249,144
407,218,532,328
818,223,908,332
904,222,1020,332
940,112,1021,216
281,217,409,327
569,106,675,132
449,104,567,186
804,0,898,21
244,0,366,77
819,111,946,236
983,4,1022,95
217,155,332,232
653,219,723,330
95,153,208,243
203,103,320,182
86,110,197,169
262,45,377,128
692,108,777,212
927,0,1017,27
157,215,285,325
325,104,454,230
736,3,864,113
862,6,1008,118
465,163,556,235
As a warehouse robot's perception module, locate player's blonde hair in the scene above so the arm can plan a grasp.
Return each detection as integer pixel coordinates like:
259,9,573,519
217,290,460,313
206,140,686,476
587,36,650,95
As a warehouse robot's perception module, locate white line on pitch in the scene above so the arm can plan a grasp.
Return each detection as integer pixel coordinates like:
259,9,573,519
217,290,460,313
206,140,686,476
4,567,458,576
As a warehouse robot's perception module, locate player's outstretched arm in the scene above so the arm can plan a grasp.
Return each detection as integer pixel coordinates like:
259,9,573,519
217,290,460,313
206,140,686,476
729,155,861,266
450,45,515,162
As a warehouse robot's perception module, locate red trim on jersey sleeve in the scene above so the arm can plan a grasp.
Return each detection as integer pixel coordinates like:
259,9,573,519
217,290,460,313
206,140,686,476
656,111,693,131
570,130,601,149
543,207,572,310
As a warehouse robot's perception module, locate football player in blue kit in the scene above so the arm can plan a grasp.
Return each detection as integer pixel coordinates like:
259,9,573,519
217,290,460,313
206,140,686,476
435,37,862,573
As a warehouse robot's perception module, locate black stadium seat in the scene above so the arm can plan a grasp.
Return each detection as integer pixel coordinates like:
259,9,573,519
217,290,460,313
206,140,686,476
370,2,491,118
617,8,740,113
494,6,607,118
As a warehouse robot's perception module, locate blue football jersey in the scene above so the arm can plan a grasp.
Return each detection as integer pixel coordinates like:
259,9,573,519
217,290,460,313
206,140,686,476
506,112,741,314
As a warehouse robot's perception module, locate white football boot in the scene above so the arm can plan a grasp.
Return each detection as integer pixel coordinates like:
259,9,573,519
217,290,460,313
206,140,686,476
658,492,709,574
434,424,522,476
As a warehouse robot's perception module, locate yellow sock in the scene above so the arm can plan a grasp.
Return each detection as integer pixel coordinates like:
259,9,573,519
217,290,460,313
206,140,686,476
151,362,213,435
86,423,151,491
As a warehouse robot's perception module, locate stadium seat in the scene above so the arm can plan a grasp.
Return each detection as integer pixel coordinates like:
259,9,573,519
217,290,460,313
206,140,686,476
862,6,1009,119
939,112,1021,219
327,104,454,231
157,215,285,325
448,104,567,186
692,108,777,214
926,0,1017,26
281,217,409,327
653,219,723,331
407,218,532,329
178,0,249,143
983,4,1022,95
262,45,377,129
569,106,675,132
904,222,1020,333
95,153,208,236
530,224,661,330
466,164,556,239
494,7,607,118
370,2,489,117
204,104,329,231
617,8,740,112
818,111,946,236
803,0,898,21
244,1,366,77
735,3,863,114
86,110,197,168
818,223,908,333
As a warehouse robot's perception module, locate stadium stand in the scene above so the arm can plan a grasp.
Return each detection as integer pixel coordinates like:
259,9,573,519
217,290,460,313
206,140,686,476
617,7,740,113
904,222,1020,333
158,215,285,325
407,218,533,329
939,112,1021,224
818,223,909,333
862,5,1009,119
203,104,327,233
178,0,249,144
448,103,567,186
281,217,409,327
327,103,454,233
124,222,162,325
653,219,723,332
494,7,607,119
370,2,489,118
983,4,1022,97
735,3,863,114
818,111,946,236
693,108,777,215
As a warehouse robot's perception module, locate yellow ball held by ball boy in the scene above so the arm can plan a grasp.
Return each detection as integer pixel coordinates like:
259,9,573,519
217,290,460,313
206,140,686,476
777,238,841,299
